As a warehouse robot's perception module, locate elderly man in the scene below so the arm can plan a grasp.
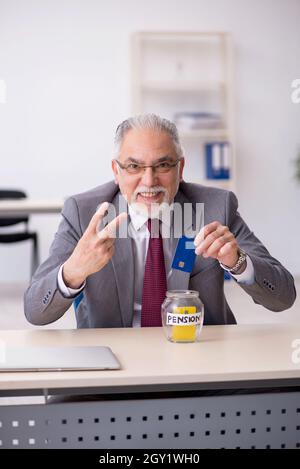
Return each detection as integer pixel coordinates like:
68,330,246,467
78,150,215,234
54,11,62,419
24,114,296,327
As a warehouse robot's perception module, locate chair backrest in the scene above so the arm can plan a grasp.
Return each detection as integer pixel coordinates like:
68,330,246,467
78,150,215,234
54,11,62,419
0,190,29,227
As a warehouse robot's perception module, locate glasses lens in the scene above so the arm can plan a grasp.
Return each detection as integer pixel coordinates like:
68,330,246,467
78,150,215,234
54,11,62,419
156,163,172,173
126,164,142,174
156,161,179,173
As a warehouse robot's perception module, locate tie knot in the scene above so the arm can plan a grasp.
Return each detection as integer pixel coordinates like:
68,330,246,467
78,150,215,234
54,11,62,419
147,218,160,238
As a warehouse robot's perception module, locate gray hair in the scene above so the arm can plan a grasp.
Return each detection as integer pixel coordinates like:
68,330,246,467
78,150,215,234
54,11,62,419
114,113,185,159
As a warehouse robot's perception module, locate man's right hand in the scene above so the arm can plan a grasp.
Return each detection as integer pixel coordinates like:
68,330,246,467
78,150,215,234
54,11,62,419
62,202,128,289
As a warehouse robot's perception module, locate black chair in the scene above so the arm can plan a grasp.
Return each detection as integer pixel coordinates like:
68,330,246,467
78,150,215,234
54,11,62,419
0,190,39,277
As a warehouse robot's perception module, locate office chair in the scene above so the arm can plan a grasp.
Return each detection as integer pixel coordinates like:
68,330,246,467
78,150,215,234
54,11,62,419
0,190,39,277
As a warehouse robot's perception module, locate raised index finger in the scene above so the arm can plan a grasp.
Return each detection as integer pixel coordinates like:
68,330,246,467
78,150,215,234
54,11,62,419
86,201,110,236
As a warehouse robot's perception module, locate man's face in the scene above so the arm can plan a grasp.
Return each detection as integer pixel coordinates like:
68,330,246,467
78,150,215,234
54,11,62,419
112,128,185,212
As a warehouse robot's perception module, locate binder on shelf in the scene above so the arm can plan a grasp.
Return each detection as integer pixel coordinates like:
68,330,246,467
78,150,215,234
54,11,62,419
205,142,230,179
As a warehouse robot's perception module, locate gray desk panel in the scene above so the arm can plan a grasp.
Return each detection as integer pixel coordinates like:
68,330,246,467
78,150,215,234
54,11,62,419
0,391,300,449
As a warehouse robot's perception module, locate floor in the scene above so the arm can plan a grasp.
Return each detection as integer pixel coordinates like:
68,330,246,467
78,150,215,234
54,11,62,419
0,277,299,330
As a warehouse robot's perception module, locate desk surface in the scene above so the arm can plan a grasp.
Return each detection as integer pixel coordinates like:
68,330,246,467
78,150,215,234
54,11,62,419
0,324,300,394
0,199,64,216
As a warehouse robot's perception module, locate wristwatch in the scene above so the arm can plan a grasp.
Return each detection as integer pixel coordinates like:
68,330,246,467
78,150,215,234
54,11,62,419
221,248,247,275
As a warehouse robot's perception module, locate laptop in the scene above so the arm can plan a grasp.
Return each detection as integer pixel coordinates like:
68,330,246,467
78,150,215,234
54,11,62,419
0,346,121,371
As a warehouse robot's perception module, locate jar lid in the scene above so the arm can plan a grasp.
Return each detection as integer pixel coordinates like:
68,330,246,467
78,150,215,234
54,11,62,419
166,290,199,298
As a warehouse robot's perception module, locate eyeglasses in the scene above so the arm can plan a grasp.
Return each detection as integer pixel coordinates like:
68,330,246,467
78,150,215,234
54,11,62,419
114,158,182,175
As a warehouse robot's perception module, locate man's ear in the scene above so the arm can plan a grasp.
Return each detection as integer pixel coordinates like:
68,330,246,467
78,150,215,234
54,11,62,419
111,159,119,184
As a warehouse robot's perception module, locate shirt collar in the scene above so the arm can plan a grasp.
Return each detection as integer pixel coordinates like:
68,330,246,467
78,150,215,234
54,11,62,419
128,205,148,232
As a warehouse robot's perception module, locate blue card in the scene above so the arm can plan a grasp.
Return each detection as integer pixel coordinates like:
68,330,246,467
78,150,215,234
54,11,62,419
171,236,197,273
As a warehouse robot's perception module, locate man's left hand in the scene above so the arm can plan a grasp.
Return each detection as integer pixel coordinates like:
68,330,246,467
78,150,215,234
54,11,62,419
194,221,239,268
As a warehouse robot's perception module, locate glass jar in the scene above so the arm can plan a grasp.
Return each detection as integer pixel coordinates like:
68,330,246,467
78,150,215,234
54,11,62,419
161,290,204,343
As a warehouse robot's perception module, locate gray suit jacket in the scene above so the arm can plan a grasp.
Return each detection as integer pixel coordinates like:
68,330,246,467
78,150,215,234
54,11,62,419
24,181,296,327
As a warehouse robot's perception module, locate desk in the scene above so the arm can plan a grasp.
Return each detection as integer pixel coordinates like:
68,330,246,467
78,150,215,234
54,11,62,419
0,325,300,449
0,199,64,217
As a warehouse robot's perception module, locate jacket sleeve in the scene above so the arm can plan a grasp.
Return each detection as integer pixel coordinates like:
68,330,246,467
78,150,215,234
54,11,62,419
226,191,296,312
23,196,83,325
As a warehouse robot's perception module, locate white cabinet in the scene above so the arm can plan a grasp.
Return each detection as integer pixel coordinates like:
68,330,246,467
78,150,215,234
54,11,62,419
131,32,236,191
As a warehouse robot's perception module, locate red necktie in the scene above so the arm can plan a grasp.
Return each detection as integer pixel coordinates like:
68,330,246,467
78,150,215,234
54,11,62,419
141,219,167,327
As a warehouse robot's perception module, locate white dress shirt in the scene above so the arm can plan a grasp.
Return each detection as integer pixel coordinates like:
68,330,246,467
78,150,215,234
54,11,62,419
58,205,255,326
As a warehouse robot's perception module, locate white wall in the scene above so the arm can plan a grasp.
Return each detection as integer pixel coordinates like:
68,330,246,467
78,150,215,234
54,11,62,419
0,0,299,283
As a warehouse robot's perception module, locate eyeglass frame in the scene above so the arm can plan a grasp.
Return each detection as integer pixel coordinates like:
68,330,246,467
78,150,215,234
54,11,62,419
113,157,183,175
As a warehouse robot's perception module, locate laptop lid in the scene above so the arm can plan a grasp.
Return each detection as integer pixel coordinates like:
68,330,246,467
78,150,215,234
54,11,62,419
0,346,121,371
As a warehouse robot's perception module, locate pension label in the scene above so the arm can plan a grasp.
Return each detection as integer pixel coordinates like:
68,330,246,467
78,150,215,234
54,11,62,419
167,312,202,326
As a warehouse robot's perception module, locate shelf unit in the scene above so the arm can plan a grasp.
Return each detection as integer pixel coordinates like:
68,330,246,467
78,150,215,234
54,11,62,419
131,31,236,192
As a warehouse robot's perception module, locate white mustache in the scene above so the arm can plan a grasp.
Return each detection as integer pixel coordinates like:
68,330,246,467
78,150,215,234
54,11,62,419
134,186,167,197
